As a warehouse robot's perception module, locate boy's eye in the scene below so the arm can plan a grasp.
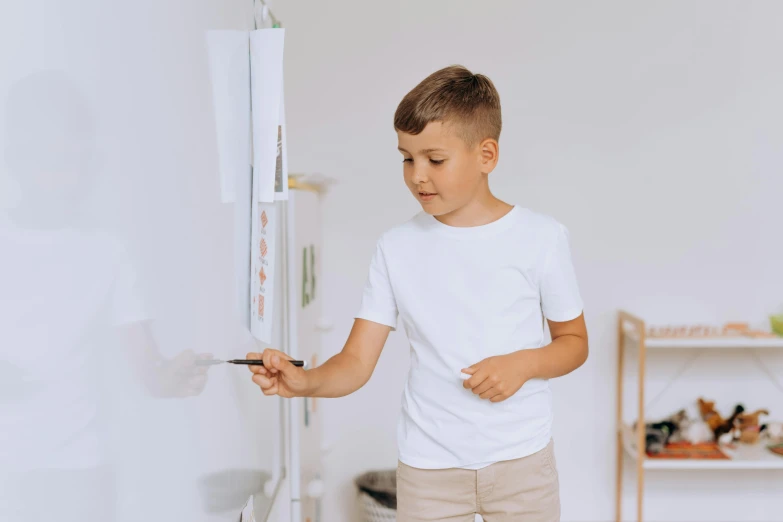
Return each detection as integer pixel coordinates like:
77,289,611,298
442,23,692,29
402,158,413,163
429,159,445,165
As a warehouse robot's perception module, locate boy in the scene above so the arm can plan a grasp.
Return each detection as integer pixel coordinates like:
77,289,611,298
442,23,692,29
248,65,588,522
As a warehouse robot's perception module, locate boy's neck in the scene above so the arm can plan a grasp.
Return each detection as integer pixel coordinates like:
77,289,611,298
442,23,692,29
434,190,513,228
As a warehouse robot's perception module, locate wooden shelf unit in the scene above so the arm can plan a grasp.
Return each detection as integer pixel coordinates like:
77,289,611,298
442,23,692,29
616,311,783,522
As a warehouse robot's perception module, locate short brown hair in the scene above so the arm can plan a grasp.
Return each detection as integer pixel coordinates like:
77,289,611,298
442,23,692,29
394,65,501,146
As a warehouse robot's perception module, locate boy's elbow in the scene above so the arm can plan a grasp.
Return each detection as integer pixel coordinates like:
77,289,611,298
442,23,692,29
577,337,589,368
342,351,376,393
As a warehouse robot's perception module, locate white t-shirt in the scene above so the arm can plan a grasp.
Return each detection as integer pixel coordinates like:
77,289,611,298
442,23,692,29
0,223,147,471
356,206,583,470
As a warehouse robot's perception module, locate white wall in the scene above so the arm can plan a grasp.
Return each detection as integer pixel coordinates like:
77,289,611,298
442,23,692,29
278,1,783,521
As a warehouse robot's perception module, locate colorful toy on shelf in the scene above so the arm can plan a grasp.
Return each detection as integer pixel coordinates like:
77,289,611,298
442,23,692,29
723,322,750,336
737,409,770,444
682,419,714,445
771,314,783,337
698,398,726,432
648,325,722,338
714,404,745,441
638,399,777,456
644,422,675,455
646,441,729,460
640,410,688,455
765,422,783,444
648,321,777,339
698,398,749,443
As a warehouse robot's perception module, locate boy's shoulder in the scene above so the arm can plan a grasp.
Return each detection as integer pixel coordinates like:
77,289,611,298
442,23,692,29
376,212,430,245
515,207,569,237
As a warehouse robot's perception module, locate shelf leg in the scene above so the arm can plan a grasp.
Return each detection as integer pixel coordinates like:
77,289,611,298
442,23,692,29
616,313,625,522
636,320,646,522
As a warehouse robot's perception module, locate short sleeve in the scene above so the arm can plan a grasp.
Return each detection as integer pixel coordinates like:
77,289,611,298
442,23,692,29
110,246,148,327
355,240,398,330
540,224,583,322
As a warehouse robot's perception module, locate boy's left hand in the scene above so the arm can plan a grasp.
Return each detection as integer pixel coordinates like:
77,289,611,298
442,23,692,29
462,352,535,403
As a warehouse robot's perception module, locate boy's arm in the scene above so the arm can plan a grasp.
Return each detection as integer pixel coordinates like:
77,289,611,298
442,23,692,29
462,313,588,402
303,318,392,397
526,313,589,379
248,318,391,398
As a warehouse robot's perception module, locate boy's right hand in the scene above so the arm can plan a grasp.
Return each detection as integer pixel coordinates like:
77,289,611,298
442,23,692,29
247,349,310,398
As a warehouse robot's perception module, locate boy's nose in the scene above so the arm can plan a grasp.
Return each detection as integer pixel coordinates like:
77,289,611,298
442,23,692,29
411,167,429,184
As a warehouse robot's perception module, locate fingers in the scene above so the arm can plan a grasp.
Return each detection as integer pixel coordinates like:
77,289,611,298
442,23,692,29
249,349,299,397
269,354,299,376
479,383,506,400
260,349,296,375
490,393,508,403
463,367,488,390
246,352,266,374
472,378,495,396
462,360,510,401
461,359,487,390
262,349,274,371
262,349,287,374
252,373,278,395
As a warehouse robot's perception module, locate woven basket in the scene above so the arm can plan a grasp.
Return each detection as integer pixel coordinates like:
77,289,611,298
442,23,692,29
358,492,396,522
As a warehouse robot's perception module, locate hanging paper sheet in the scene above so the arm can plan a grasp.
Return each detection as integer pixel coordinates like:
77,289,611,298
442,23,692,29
249,28,285,203
274,90,289,201
205,30,254,330
250,201,277,342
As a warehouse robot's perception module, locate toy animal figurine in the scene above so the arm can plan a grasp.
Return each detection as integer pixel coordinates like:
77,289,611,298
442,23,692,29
682,419,714,444
714,404,745,440
718,431,735,445
645,421,677,455
737,409,770,444
662,409,688,440
698,398,725,431
641,409,688,454
765,422,783,443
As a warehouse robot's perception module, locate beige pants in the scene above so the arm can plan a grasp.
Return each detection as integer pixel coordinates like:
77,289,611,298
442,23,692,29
396,440,560,522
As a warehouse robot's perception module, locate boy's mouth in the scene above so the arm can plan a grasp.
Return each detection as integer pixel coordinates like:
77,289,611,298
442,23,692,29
418,191,437,202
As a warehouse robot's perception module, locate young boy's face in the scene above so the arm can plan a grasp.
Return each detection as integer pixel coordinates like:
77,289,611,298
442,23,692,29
397,121,488,217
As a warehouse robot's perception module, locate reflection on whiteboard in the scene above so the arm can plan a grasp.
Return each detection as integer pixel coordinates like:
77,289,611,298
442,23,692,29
205,30,251,203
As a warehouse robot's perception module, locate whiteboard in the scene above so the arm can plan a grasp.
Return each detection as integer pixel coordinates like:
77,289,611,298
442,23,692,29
0,1,290,521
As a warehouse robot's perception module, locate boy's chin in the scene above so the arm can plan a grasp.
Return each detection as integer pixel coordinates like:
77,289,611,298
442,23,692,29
418,203,440,216
419,203,452,217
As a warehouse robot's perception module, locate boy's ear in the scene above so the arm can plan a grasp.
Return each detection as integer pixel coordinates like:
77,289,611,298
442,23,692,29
478,138,499,174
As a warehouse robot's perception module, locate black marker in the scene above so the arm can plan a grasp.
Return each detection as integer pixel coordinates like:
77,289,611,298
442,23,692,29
196,358,306,367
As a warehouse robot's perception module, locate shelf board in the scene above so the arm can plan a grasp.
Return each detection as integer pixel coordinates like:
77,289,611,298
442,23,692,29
624,330,783,349
646,337,783,349
620,424,783,470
